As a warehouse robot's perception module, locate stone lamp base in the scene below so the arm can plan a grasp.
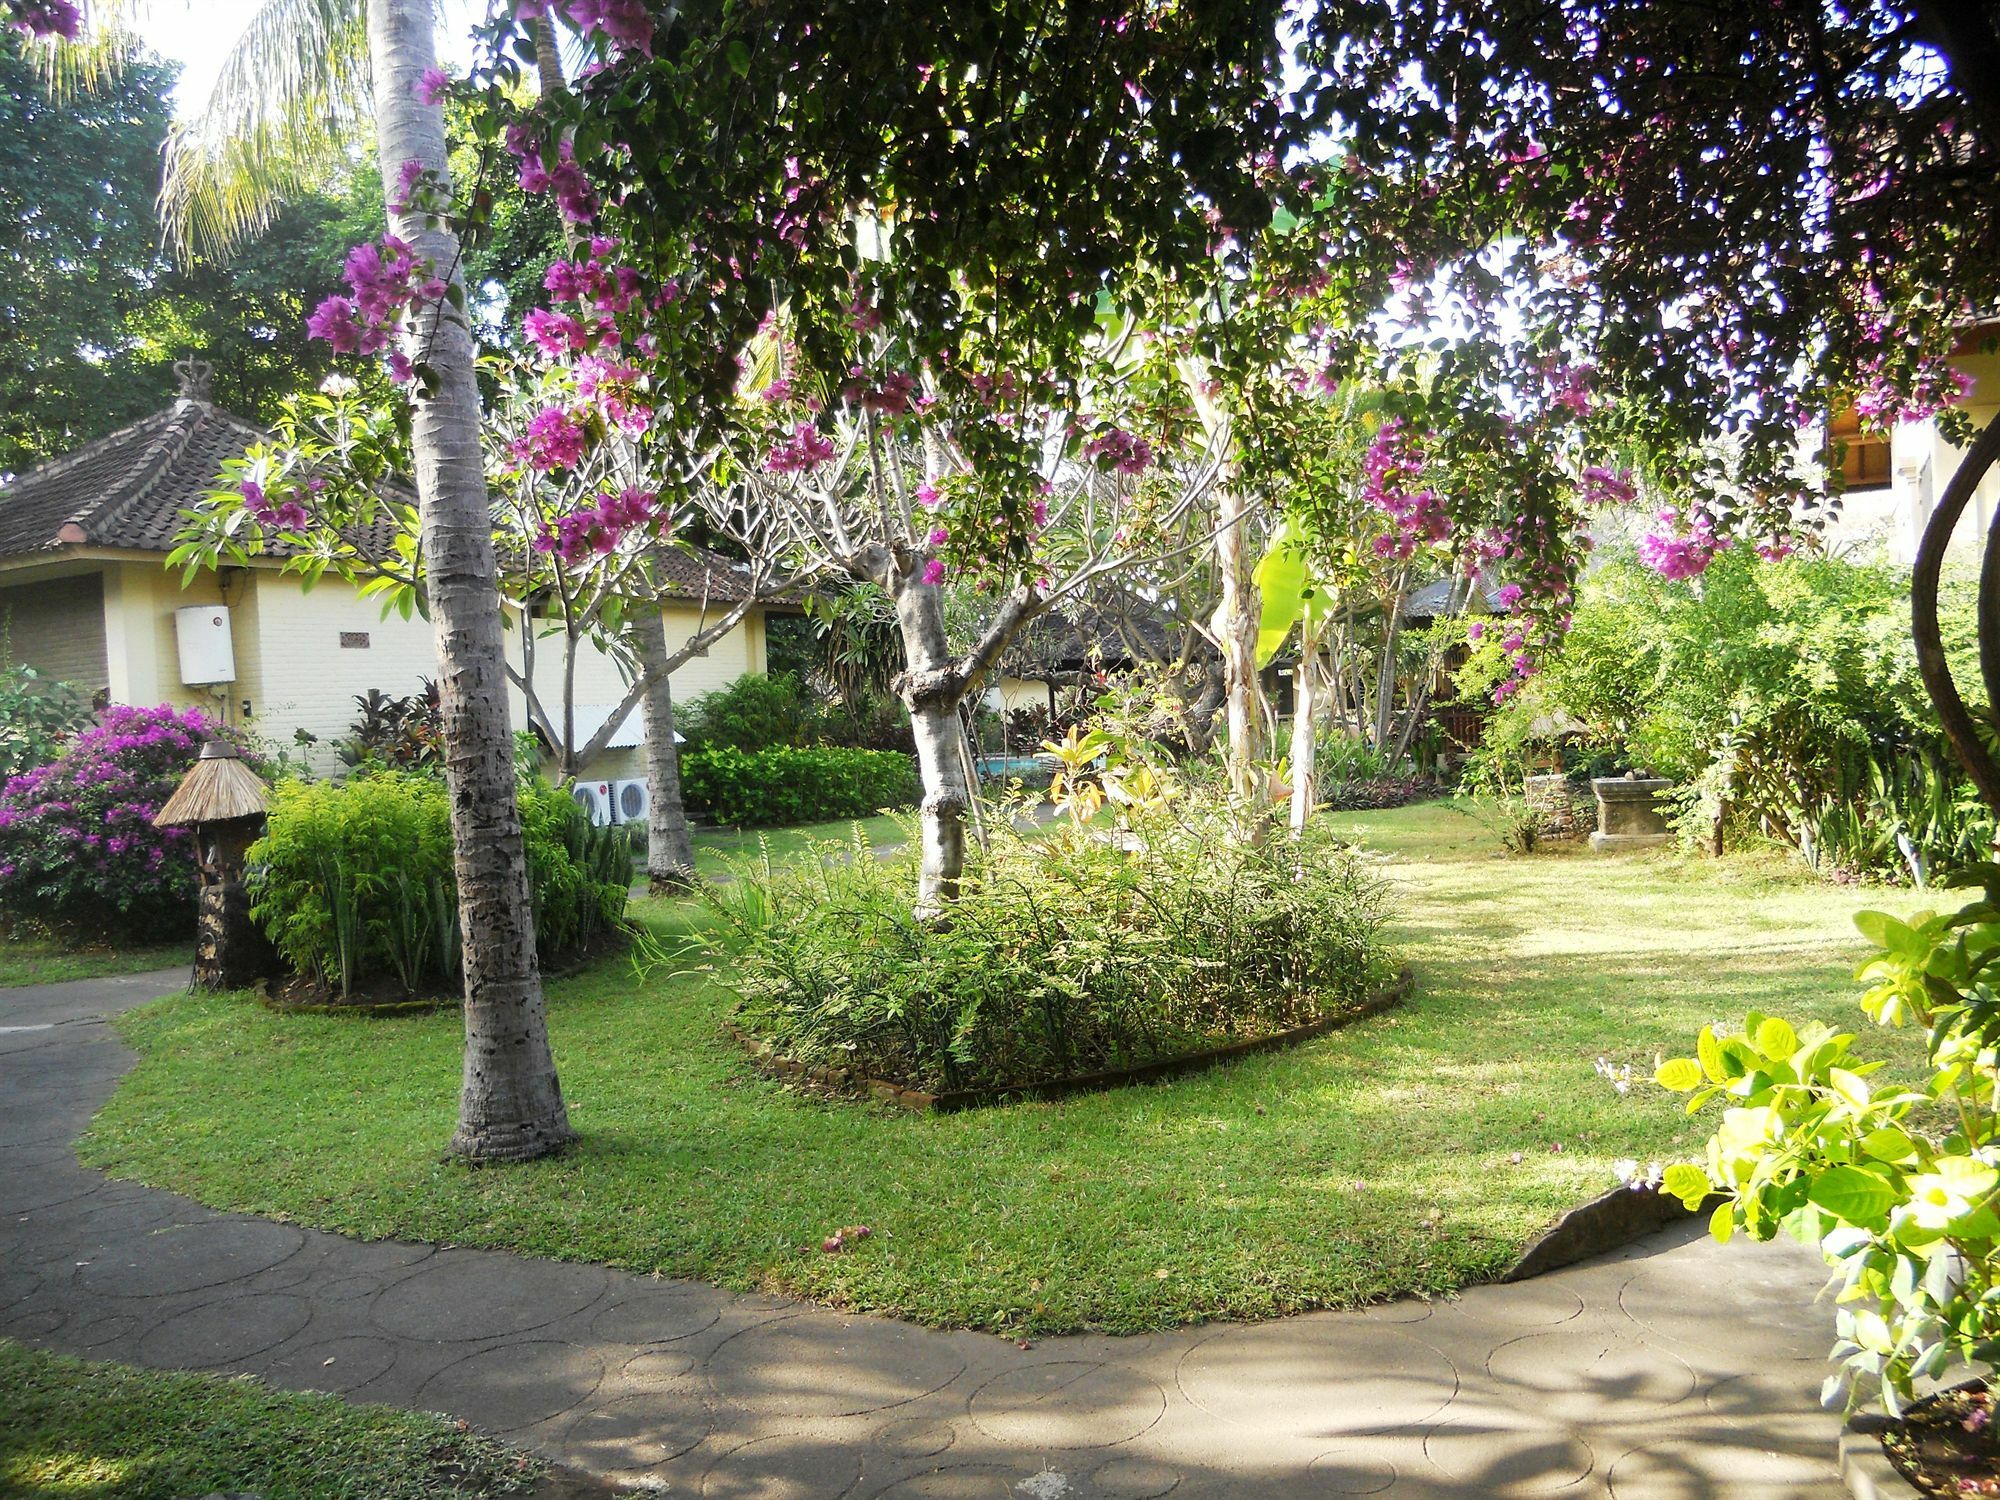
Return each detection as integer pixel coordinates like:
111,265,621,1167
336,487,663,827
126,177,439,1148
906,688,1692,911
1589,830,1671,852
1591,776,1673,854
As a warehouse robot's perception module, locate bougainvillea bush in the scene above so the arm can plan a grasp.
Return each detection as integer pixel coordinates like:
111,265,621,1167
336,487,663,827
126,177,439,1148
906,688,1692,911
0,705,237,941
701,798,1396,1093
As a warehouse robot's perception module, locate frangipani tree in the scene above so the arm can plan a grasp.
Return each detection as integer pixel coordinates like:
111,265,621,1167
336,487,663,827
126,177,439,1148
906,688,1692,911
715,315,1233,917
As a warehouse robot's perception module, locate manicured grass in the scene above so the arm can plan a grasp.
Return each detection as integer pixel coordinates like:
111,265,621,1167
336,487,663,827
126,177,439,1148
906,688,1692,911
80,800,1930,1335
0,1339,541,1499
687,812,907,877
0,936,189,991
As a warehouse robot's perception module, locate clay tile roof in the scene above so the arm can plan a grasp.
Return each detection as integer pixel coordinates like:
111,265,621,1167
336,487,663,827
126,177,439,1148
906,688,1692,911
0,396,779,609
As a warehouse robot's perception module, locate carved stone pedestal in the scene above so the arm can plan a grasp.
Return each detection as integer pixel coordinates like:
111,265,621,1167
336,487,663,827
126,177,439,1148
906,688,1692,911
1590,775,1672,852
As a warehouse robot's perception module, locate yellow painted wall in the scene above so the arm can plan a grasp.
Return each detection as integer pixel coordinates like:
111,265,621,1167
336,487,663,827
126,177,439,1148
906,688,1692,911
0,573,108,690
67,559,770,777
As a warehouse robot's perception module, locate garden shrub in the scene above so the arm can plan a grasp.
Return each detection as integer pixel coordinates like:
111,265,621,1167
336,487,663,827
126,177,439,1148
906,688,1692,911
680,745,919,826
701,798,1396,1092
0,704,244,941
1462,547,1986,877
0,665,93,782
250,771,630,998
677,672,821,752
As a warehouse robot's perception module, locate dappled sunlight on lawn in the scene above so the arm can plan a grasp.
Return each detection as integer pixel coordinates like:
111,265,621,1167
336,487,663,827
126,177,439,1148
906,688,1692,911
77,797,1926,1334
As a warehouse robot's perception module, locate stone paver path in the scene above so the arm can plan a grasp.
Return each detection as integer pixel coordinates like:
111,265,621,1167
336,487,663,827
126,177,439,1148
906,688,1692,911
3,971,1854,1497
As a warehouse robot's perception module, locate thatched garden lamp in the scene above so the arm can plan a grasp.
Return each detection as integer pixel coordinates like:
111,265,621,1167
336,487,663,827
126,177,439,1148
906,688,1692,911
153,740,275,989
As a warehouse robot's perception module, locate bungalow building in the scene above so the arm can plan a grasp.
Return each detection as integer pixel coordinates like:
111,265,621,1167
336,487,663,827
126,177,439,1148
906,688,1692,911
1821,327,2000,564
0,368,782,778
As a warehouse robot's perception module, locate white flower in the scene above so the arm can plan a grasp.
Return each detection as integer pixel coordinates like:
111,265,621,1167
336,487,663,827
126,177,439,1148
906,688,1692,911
319,373,358,397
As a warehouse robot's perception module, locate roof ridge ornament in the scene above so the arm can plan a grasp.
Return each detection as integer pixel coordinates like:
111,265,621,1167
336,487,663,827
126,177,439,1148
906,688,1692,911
173,357,214,400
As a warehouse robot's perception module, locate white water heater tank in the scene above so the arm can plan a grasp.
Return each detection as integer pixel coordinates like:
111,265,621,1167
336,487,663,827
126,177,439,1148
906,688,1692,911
174,605,236,686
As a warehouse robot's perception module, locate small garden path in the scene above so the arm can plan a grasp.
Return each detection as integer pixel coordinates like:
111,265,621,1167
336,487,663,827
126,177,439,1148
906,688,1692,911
5,968,1856,1496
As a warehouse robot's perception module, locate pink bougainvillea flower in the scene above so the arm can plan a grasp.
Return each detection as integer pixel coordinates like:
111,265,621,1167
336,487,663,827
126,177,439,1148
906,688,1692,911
414,67,451,106
921,558,947,586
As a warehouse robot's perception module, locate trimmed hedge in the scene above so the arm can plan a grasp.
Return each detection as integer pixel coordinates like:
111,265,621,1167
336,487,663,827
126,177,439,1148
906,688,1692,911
679,745,919,826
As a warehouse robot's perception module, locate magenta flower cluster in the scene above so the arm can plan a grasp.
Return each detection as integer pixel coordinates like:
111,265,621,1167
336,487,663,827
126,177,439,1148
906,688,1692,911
1637,507,1731,581
532,486,662,565
1361,419,1451,559
515,0,653,57
765,421,838,473
1080,427,1155,475
239,479,308,533
9,0,78,38
306,233,442,383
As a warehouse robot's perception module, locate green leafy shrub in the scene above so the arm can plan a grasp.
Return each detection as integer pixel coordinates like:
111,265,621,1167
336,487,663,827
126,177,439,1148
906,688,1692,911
680,745,919,826
678,672,822,752
1652,873,2000,1413
1464,547,1982,876
251,772,629,998
0,704,250,942
0,665,92,782
702,799,1396,1092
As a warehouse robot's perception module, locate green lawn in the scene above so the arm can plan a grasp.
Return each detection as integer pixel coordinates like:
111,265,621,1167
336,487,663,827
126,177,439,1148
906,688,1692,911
79,800,1930,1335
0,1340,541,1500
687,812,907,877
0,935,189,990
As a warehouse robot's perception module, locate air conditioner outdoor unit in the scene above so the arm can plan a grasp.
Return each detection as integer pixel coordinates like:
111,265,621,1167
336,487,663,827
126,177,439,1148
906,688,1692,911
612,778,650,825
571,781,614,828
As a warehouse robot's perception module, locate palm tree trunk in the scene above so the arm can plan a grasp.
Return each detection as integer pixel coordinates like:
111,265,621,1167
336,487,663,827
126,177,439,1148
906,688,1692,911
367,0,572,1161
631,604,699,889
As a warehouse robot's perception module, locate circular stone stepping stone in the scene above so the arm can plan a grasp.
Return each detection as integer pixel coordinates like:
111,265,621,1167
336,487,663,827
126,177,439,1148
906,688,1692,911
1606,1437,1838,1497
371,1255,607,1341
1424,1408,1596,1493
1618,1264,1830,1364
413,1340,605,1432
562,1393,712,1473
257,1336,398,1394
706,1315,966,1420
1486,1329,1695,1423
867,1465,1024,1499
701,1434,864,1498
1304,1449,1398,1495
590,1287,721,1345
874,1417,957,1458
138,1294,312,1368
1175,1324,1458,1438
78,1220,305,1298
1090,1455,1183,1497
621,1348,699,1384
968,1361,1167,1450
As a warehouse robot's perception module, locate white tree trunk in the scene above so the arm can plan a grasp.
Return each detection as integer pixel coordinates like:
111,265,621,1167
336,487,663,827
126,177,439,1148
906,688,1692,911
1289,613,1321,835
368,0,572,1162
889,578,970,919
631,605,698,889
1215,484,1267,817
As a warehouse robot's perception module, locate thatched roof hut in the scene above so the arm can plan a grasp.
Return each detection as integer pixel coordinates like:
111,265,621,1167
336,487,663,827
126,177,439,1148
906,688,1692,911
153,741,269,828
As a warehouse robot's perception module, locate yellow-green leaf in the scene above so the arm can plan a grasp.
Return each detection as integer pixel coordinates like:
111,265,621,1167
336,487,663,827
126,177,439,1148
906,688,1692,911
1655,1057,1702,1093
1753,1016,1797,1061
1708,1200,1735,1244
1663,1162,1710,1208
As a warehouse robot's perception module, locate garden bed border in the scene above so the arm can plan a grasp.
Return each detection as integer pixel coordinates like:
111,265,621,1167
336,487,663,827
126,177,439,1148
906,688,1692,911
728,965,1415,1112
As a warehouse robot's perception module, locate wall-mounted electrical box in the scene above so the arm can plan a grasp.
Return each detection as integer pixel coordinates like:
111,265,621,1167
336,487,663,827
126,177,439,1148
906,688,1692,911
174,605,236,686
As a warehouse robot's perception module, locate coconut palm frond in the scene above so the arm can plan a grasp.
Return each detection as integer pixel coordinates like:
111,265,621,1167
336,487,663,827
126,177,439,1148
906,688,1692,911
158,0,372,262
33,0,148,96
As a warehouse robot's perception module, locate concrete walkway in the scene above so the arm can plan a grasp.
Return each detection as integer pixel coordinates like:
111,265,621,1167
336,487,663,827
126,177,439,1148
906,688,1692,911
2,970,1853,1497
